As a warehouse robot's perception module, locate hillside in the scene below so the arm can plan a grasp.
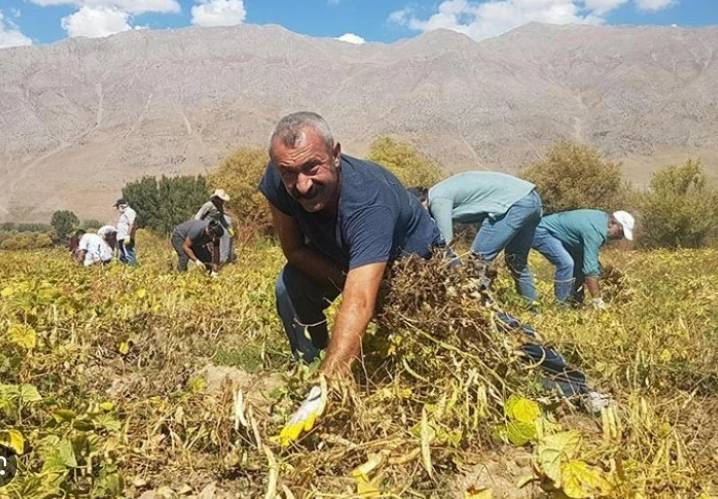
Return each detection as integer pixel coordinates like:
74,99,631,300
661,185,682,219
1,22,717,222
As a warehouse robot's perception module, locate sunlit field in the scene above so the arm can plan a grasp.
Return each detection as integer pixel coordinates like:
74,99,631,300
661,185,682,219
1,231,717,498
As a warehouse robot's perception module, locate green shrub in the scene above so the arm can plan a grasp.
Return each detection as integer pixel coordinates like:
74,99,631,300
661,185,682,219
209,147,272,237
367,136,445,188
122,175,209,235
639,160,718,248
50,210,79,243
521,142,632,214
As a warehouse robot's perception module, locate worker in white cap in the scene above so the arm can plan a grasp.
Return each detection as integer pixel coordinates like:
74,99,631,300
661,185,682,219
195,189,235,264
530,209,635,309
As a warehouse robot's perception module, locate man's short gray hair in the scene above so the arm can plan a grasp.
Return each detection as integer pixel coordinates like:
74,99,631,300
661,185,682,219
269,111,335,159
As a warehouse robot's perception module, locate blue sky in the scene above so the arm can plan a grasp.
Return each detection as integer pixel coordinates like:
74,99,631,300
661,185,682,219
1,0,716,49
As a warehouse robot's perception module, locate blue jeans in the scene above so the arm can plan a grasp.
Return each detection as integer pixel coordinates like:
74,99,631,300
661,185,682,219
275,265,341,362
471,190,542,302
531,227,584,303
118,240,137,266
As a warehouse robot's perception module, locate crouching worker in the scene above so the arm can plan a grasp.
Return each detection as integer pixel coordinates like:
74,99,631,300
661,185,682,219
73,229,113,266
171,219,224,274
410,171,542,304
531,209,635,309
259,112,444,445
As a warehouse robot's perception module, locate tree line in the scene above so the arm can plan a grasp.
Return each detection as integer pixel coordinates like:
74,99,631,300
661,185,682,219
5,138,716,251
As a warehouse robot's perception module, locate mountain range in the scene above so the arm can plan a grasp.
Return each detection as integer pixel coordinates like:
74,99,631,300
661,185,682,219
1,22,716,222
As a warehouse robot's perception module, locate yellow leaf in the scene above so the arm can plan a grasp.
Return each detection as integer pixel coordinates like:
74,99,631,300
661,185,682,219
118,341,130,355
659,349,672,362
8,323,37,350
351,452,385,481
1,286,13,297
505,395,541,423
421,407,434,479
0,429,25,454
135,288,147,299
561,460,612,498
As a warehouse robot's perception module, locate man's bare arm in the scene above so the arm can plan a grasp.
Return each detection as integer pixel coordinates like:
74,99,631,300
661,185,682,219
584,276,600,298
270,205,345,288
182,237,199,262
321,261,386,378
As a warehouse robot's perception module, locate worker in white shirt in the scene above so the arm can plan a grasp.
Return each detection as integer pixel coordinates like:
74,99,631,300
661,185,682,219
114,198,138,265
74,230,113,267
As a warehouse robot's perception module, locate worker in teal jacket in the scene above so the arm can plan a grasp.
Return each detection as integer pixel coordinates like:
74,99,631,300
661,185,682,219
531,209,635,309
409,171,542,303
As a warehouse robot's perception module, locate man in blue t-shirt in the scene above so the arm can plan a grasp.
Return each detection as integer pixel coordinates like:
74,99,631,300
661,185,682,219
260,112,444,444
259,111,443,369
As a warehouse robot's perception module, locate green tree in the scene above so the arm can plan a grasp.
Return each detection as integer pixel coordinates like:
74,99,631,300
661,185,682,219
367,137,445,188
122,175,209,235
639,160,718,248
521,142,631,214
50,210,79,242
209,147,272,237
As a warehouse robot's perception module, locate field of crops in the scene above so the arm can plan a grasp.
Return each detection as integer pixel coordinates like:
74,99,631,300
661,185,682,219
1,231,717,498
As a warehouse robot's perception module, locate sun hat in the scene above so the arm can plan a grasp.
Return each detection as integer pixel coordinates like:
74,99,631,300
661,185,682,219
213,189,230,202
612,210,635,241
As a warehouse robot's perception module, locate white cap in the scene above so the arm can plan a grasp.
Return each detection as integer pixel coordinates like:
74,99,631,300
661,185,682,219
612,211,635,241
213,189,230,202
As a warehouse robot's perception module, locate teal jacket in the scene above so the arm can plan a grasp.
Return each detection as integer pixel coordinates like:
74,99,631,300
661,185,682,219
428,172,535,244
537,209,609,277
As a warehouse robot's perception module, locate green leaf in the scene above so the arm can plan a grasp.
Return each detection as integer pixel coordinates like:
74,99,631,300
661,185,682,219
8,323,37,349
561,460,612,498
52,408,77,423
19,384,42,402
536,431,581,487
41,437,77,472
506,421,538,446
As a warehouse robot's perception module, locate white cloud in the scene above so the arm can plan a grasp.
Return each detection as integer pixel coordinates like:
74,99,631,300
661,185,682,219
30,0,179,15
635,0,674,11
390,0,610,41
389,0,679,41
336,32,366,44
61,5,132,38
583,0,629,15
0,9,32,48
191,0,246,27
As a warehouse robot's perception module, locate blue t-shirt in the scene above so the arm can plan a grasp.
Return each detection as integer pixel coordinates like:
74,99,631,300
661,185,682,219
258,154,444,270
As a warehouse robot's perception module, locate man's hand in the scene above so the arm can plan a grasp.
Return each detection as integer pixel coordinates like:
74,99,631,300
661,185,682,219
591,297,608,310
193,260,206,271
279,378,328,447
122,235,132,243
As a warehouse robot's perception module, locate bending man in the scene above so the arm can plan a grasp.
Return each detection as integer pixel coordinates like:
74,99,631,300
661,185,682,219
171,219,224,273
410,172,542,303
531,209,635,309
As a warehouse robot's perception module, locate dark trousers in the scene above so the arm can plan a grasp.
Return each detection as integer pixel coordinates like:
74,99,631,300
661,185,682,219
275,265,341,362
171,234,212,272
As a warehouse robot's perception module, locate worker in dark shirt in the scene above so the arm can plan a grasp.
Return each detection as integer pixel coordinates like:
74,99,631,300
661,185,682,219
258,111,444,444
170,219,224,274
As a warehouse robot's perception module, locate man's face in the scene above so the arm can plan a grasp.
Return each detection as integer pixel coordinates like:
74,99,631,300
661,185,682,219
607,217,624,240
271,128,341,213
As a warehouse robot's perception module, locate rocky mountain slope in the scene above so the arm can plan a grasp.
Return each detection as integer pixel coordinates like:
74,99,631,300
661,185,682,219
1,22,716,221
